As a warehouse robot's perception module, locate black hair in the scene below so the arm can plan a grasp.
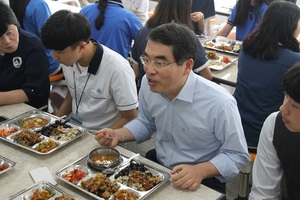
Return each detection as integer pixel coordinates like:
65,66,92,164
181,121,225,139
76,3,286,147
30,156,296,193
233,0,278,26
95,0,108,30
9,0,30,28
94,0,123,30
242,1,300,60
283,62,300,103
148,23,197,66
41,10,91,50
0,1,19,37
146,0,193,30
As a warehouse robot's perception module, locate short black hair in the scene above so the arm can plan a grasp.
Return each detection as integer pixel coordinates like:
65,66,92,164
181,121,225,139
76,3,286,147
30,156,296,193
283,62,300,103
41,10,91,50
148,23,197,66
0,1,19,37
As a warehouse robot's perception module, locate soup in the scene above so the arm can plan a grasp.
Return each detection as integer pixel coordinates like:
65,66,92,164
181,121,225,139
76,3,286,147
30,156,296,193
91,154,118,165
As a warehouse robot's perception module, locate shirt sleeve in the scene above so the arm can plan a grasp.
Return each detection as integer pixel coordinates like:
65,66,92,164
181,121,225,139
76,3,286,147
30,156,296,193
124,76,156,142
22,37,50,108
32,1,52,37
227,5,237,26
249,112,282,200
193,35,209,73
209,98,251,182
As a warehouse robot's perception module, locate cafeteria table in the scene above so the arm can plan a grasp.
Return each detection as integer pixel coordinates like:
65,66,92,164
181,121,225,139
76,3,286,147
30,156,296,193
0,103,225,200
211,60,238,87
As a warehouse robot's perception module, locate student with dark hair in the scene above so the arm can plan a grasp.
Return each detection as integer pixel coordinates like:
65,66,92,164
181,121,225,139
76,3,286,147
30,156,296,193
217,0,274,41
234,1,300,148
249,62,300,199
80,0,142,59
95,23,250,194
41,10,138,131
131,0,212,87
0,0,50,108
9,0,60,75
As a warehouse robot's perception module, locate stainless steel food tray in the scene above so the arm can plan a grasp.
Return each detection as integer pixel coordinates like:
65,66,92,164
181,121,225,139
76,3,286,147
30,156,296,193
202,36,242,56
207,52,238,71
9,181,74,200
0,109,87,155
56,154,171,200
0,155,15,175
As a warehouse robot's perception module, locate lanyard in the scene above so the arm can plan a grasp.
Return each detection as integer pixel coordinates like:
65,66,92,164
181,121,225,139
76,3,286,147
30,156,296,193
73,71,91,114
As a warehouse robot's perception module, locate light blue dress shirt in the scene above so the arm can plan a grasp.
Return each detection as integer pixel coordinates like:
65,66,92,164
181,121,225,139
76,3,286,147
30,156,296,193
124,72,250,182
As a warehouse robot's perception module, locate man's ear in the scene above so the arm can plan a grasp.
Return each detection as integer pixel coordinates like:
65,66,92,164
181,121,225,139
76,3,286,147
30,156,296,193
78,41,87,52
183,58,194,75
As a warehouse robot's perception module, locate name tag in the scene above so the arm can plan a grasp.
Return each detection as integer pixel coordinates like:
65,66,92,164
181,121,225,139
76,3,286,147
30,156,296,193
70,113,83,125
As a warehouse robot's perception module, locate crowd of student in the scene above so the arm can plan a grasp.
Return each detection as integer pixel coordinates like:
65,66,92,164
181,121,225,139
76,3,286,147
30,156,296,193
1,0,300,199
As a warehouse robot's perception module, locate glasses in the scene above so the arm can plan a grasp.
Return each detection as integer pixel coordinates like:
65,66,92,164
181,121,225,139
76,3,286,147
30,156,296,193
139,55,176,69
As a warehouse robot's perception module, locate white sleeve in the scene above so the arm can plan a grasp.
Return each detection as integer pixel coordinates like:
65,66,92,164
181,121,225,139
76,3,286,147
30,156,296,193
249,112,283,200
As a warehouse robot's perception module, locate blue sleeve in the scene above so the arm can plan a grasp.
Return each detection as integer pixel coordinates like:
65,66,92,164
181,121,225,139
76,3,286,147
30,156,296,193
32,1,52,37
228,5,237,25
193,34,209,73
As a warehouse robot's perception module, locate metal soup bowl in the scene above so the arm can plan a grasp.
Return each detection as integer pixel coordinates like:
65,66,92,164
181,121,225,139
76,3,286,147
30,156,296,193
88,147,120,170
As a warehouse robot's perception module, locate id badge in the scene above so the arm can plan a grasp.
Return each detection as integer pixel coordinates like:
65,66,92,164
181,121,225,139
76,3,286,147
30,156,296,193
70,113,83,125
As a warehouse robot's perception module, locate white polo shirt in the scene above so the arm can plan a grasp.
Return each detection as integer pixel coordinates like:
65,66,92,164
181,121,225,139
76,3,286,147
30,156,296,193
62,41,138,131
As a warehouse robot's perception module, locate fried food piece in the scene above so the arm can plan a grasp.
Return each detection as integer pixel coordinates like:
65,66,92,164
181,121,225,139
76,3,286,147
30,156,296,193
206,51,219,60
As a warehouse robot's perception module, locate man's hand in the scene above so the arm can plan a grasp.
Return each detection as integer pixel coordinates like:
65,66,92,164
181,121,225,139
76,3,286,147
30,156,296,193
95,128,119,148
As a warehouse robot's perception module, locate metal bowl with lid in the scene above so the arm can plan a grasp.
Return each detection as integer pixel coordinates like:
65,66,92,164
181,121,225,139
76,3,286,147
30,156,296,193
87,147,121,170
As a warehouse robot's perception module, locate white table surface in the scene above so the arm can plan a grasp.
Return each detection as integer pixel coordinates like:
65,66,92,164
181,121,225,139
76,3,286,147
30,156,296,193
0,103,224,200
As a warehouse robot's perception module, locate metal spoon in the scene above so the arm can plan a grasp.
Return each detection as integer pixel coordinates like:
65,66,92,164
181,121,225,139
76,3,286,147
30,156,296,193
102,153,140,175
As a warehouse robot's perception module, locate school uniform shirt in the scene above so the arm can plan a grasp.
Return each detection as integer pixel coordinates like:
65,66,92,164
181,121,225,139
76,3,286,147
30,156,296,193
124,72,250,182
0,29,50,108
80,1,142,59
62,41,138,131
191,0,215,19
234,47,300,147
227,2,268,41
249,111,300,199
131,26,209,83
22,0,60,75
122,0,149,23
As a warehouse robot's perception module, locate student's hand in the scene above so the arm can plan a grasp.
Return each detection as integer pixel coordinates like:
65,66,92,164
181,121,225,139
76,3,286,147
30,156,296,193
170,164,204,191
190,12,204,23
95,128,119,148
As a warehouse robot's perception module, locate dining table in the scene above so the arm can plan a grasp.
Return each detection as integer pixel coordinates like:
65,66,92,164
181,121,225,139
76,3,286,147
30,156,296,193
211,59,238,87
0,103,225,200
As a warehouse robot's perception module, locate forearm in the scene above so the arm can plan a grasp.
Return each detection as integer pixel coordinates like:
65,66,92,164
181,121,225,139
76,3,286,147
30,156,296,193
199,67,212,80
114,127,136,143
195,162,220,180
110,109,138,129
56,91,72,117
0,90,29,105
216,23,233,37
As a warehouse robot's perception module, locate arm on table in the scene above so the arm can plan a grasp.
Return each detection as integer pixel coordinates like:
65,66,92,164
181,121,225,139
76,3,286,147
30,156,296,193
0,90,29,105
56,91,72,117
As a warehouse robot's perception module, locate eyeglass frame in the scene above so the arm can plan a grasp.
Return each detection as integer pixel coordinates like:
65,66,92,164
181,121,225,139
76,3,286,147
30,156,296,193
139,55,177,69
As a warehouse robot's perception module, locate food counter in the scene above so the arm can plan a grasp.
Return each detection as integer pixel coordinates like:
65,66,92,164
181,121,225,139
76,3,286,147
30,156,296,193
0,103,224,200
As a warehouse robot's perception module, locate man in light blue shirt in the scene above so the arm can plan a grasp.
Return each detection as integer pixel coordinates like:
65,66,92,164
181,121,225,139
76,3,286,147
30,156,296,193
95,23,250,194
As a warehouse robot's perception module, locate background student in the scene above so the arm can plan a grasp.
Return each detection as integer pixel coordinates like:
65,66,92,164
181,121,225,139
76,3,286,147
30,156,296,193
0,1,50,109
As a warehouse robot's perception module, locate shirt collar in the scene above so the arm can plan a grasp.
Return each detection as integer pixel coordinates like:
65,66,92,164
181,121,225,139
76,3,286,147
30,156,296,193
108,0,123,7
174,72,196,103
87,39,104,75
